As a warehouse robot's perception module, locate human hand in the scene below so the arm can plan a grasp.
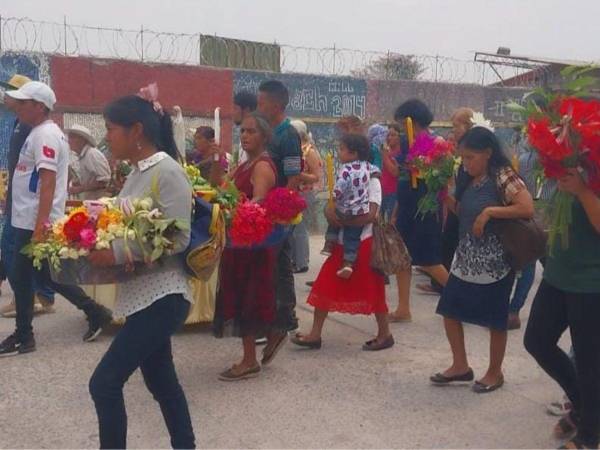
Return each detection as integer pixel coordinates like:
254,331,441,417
558,168,588,197
68,185,82,195
88,249,116,267
324,203,342,227
472,208,491,238
32,223,47,243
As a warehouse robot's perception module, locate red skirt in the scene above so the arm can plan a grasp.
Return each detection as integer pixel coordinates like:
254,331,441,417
213,246,277,337
308,238,387,315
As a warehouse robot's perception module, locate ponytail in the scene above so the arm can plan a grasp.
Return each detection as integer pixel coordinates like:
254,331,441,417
104,95,179,161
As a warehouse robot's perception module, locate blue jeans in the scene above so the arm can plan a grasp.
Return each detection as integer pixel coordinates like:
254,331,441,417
1,217,55,302
290,191,315,270
89,294,195,449
509,262,536,314
325,220,363,264
10,228,105,341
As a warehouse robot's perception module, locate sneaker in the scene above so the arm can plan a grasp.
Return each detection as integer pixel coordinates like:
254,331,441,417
0,298,16,318
546,396,573,416
336,265,353,279
0,334,36,357
83,306,113,342
320,241,334,257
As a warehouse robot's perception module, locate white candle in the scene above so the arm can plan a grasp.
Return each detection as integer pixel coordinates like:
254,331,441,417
214,107,221,146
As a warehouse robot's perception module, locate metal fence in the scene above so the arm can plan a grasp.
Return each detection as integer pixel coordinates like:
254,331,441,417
0,15,542,85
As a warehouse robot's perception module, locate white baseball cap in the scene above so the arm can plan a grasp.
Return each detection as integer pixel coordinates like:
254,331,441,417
6,81,57,111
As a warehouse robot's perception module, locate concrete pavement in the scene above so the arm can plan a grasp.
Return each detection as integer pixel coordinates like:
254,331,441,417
0,237,569,449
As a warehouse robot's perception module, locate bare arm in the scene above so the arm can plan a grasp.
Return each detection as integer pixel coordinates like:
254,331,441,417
473,189,534,237
381,149,400,177
251,161,276,202
297,149,321,185
34,169,56,241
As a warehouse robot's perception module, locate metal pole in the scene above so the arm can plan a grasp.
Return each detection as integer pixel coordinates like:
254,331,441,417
140,25,144,62
434,54,439,83
64,16,68,55
387,50,391,79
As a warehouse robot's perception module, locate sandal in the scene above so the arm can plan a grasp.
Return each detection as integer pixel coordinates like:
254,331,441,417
261,332,288,366
362,335,395,351
430,368,474,385
218,364,261,382
290,333,322,349
554,413,579,440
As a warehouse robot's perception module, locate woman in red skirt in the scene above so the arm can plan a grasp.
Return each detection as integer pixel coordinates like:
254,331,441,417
213,113,287,380
291,176,394,351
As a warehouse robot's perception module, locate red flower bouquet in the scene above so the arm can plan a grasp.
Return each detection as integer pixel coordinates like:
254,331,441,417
527,96,600,249
406,134,456,218
229,201,273,247
263,187,307,224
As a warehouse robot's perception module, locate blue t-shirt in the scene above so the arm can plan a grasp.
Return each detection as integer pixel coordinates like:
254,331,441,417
268,118,302,187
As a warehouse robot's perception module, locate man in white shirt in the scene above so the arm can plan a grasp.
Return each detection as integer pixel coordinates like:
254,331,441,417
0,81,112,357
66,124,111,200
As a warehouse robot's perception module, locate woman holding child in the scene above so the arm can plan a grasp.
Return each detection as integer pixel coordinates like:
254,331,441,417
291,134,394,351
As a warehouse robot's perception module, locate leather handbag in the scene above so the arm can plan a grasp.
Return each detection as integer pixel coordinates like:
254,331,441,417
370,218,412,276
490,218,547,271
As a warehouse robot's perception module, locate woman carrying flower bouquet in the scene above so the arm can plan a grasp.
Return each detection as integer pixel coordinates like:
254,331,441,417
524,171,600,449
382,100,450,292
86,88,196,448
213,112,288,381
432,127,533,393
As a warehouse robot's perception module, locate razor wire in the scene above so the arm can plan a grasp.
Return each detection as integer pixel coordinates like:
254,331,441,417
0,16,550,86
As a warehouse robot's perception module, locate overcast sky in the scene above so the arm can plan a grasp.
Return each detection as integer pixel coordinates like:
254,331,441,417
2,0,599,62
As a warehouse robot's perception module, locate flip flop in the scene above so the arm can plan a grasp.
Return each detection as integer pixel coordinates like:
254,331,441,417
430,368,474,385
218,364,261,382
261,333,288,366
472,375,504,393
362,335,395,351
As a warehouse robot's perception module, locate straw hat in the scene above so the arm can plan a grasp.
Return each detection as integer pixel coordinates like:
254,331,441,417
0,74,32,90
64,124,97,147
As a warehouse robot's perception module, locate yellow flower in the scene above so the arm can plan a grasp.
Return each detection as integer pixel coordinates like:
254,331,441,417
97,210,124,230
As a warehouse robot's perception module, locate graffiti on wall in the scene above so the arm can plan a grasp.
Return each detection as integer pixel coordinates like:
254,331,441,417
234,71,367,119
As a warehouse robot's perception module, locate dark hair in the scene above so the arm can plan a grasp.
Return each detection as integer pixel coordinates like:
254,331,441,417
258,80,289,109
234,91,257,111
394,99,434,128
195,126,215,140
340,133,370,161
455,127,513,201
104,95,179,160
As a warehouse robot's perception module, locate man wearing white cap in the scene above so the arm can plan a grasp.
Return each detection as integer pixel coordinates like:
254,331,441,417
66,124,111,200
0,75,57,318
0,81,112,357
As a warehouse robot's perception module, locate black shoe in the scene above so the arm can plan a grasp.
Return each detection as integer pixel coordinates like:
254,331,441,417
84,306,113,342
0,334,36,357
293,267,309,274
305,281,315,287
255,337,268,345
